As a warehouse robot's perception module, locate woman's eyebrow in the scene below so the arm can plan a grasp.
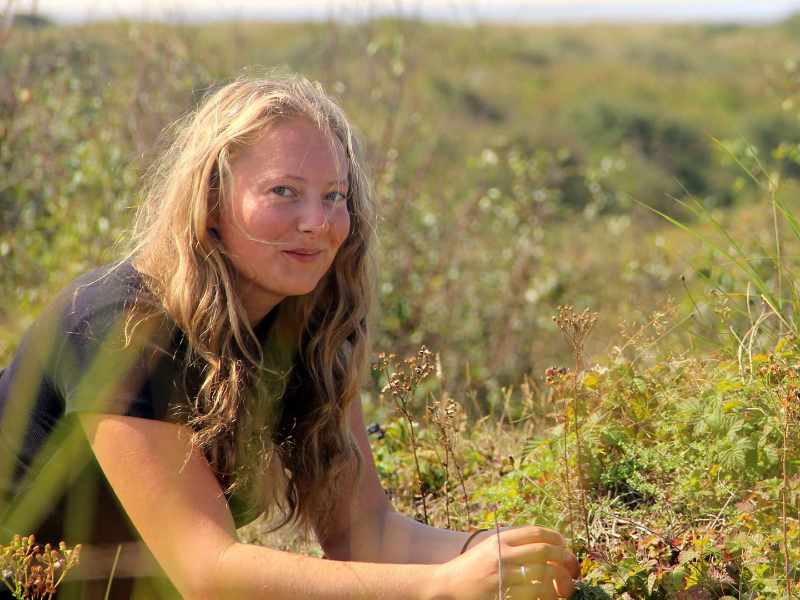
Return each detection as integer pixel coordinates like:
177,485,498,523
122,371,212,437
258,173,349,187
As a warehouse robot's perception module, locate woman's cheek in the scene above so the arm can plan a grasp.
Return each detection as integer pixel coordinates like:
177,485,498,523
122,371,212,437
333,209,351,246
242,202,288,239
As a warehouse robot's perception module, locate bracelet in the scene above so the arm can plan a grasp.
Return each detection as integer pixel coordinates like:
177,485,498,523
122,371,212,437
459,528,488,555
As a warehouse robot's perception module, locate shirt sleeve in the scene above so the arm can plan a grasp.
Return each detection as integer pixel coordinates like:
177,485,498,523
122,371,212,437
50,297,178,420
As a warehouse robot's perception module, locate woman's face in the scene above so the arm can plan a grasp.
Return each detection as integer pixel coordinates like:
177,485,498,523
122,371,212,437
215,117,351,324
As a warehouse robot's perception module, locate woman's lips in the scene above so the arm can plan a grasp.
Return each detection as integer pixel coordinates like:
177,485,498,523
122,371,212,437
282,249,322,263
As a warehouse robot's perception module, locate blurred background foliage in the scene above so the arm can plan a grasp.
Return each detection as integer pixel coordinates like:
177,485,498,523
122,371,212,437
3,12,800,406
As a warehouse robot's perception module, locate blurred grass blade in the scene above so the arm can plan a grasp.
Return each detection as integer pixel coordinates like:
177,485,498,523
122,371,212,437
633,195,792,334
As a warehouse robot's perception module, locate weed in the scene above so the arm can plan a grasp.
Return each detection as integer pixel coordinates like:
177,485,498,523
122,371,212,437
782,385,799,597
427,391,472,529
0,535,81,600
375,346,435,524
553,305,599,550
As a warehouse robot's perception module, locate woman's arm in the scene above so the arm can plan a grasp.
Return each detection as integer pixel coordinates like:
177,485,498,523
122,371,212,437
78,414,439,600
324,506,492,564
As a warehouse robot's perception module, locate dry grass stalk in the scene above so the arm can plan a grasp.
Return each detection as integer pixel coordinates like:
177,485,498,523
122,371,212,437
428,390,472,530
613,298,679,366
376,346,435,524
782,385,799,598
491,504,505,600
545,364,576,544
553,305,598,550
428,397,453,528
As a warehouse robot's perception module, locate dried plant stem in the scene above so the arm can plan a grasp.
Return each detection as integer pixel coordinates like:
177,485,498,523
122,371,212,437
401,405,429,524
378,348,435,526
104,544,122,600
782,408,792,599
560,409,576,543
442,441,451,529
768,180,786,339
553,305,598,550
493,510,504,600
572,357,591,550
453,453,472,529
429,399,452,529
431,399,473,528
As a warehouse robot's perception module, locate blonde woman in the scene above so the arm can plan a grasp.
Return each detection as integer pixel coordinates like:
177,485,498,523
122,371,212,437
0,75,579,599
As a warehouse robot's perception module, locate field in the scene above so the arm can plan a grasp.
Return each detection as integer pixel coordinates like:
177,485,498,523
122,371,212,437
2,10,800,598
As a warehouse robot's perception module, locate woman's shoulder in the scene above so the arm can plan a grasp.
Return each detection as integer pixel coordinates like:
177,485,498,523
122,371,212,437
33,259,174,351
57,260,150,327
0,260,179,425
13,260,174,377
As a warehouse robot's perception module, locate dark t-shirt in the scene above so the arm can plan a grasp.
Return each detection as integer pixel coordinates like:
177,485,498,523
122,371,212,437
0,261,294,597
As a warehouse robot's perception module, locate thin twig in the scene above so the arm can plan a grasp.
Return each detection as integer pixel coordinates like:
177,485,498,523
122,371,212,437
493,510,503,600
770,182,784,338
782,394,792,599
104,544,122,600
705,489,737,535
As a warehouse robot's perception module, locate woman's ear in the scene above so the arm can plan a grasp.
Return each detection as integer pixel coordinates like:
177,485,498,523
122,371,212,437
206,210,220,240
207,162,223,235
207,189,221,238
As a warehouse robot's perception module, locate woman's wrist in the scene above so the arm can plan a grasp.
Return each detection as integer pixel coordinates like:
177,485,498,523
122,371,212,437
459,528,489,554
460,526,516,555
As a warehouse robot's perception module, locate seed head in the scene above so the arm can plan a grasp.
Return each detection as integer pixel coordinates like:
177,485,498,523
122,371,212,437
553,305,598,355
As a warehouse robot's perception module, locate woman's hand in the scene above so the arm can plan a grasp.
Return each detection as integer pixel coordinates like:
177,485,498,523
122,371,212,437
426,526,580,600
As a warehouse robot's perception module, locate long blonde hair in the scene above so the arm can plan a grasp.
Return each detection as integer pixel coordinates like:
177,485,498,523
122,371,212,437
128,74,375,537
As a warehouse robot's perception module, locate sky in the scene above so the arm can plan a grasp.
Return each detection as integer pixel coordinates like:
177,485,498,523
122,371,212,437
24,0,800,25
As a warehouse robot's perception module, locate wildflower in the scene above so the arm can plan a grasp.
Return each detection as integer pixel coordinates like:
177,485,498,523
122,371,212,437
544,366,569,386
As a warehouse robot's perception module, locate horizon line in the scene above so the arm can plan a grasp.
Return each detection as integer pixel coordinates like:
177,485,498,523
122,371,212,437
21,0,800,26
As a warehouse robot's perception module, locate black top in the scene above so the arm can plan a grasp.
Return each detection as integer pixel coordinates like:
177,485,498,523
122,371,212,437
0,261,291,554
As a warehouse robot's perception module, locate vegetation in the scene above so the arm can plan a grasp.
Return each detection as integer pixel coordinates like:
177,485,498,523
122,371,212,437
0,535,81,599
2,9,800,599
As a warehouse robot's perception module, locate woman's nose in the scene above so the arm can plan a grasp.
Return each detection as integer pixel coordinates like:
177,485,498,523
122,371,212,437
297,198,330,234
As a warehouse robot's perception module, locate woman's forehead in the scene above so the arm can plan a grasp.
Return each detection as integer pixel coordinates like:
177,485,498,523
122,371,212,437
240,117,348,178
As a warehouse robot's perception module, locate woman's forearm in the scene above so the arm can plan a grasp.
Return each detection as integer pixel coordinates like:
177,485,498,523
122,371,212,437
374,510,495,564
323,507,486,564
212,541,438,600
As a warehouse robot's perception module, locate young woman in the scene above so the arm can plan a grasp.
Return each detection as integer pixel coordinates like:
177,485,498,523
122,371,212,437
0,74,579,599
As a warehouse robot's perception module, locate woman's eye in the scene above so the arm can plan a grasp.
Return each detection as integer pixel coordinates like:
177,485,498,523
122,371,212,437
326,191,347,204
271,186,294,198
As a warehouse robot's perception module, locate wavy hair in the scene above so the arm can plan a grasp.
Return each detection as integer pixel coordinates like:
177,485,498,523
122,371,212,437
127,74,376,538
